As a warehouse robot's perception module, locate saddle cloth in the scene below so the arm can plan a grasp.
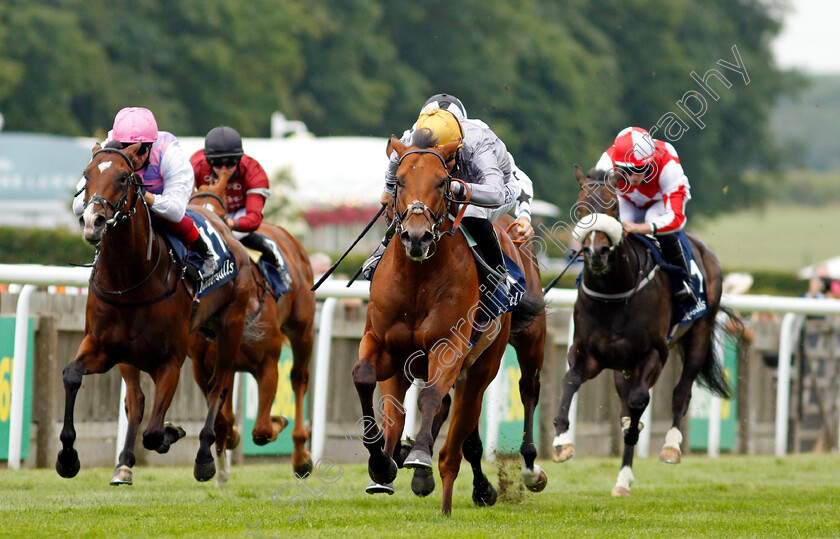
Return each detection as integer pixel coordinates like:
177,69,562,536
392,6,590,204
633,231,708,328
157,209,238,298
246,237,292,299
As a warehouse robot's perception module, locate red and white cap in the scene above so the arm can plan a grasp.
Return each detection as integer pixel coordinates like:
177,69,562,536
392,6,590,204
612,126,656,168
112,107,158,143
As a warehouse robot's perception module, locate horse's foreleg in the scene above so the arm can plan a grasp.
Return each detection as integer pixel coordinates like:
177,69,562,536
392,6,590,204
611,349,662,497
110,365,145,486
513,326,547,492
143,360,181,453
287,320,314,477
251,351,280,446
553,343,600,462
353,334,396,486
365,374,409,496
56,337,109,479
407,391,451,497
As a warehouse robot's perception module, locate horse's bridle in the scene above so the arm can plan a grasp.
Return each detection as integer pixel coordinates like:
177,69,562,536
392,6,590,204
392,149,470,246
189,191,227,213
82,148,146,228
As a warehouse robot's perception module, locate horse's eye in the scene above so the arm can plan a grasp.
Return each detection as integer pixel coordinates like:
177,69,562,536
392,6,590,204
438,180,447,189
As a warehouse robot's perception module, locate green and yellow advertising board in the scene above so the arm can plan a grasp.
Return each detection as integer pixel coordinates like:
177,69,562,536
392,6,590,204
0,317,34,460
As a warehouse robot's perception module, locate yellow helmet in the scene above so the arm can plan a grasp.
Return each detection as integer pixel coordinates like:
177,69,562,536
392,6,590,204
414,109,464,150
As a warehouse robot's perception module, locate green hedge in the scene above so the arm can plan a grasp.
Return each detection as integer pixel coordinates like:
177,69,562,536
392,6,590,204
0,227,96,266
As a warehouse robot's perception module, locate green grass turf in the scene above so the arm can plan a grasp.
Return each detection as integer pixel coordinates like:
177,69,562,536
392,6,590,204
691,203,840,273
1,455,839,537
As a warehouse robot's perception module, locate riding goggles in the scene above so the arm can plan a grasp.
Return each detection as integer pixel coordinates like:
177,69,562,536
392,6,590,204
209,157,240,169
617,164,650,176
119,141,152,156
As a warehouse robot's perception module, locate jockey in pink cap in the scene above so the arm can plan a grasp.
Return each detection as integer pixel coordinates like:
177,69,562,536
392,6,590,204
595,126,695,305
74,107,218,278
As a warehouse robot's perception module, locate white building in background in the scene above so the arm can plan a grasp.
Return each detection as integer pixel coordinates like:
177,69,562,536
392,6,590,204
0,129,559,254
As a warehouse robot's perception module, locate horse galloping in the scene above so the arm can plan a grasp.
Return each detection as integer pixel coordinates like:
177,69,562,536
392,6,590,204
189,176,316,485
552,165,730,496
58,142,253,484
353,135,544,515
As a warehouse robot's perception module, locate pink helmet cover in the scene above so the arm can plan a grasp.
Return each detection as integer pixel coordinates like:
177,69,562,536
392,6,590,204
112,107,158,143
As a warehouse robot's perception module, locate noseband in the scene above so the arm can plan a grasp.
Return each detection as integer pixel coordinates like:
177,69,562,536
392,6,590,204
393,149,469,245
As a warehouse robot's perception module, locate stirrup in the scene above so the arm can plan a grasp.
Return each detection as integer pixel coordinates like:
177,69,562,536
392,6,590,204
362,244,386,280
199,256,219,279
675,281,696,304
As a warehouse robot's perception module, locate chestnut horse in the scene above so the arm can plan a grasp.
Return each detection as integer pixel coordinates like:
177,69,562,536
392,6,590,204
59,143,252,484
552,166,730,496
371,213,548,501
189,176,316,485
353,135,544,515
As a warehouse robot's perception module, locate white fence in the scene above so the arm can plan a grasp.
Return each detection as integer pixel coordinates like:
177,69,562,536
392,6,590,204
3,263,840,470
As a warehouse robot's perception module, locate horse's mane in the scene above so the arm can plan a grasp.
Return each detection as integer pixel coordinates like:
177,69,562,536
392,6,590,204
104,140,122,150
411,127,438,149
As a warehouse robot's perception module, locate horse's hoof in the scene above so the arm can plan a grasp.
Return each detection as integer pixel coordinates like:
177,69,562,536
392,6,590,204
472,478,498,507
194,459,216,482
271,416,289,437
410,468,435,497
611,486,631,497
403,448,433,470
55,449,80,479
109,465,133,486
293,459,314,478
659,446,682,464
226,425,241,450
143,430,165,452
395,439,414,468
369,456,398,485
552,443,575,463
524,469,548,493
365,480,395,495
165,423,187,442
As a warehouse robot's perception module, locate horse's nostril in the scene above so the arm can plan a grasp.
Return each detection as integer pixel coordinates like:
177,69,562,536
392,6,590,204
599,246,611,257
421,231,434,244
94,215,106,228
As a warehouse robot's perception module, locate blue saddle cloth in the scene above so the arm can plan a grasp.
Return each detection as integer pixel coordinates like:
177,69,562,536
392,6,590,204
157,209,238,298
258,259,292,299
632,231,708,327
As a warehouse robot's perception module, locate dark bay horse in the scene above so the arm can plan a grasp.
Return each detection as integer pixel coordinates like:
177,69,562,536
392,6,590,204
369,212,548,500
353,135,544,515
59,143,253,484
189,177,316,485
552,165,730,496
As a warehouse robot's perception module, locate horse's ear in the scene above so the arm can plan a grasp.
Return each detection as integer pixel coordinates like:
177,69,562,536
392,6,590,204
439,140,461,163
389,136,408,158
121,142,141,159
574,164,587,188
92,142,102,154
607,171,619,189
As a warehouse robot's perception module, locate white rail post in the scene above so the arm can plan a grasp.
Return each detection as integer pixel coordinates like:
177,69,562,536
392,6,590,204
311,297,338,463
8,284,35,469
483,366,505,461
638,391,652,458
775,312,801,457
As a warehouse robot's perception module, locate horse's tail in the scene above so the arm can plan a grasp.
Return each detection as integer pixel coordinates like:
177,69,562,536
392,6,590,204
241,312,266,345
510,292,546,335
693,308,740,400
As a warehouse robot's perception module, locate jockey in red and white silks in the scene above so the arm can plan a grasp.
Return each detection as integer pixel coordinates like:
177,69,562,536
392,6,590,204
595,126,690,236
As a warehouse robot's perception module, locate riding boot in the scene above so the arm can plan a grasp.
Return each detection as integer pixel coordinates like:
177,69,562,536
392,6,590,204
240,233,280,267
189,235,219,279
461,216,511,298
658,232,696,305
362,226,396,281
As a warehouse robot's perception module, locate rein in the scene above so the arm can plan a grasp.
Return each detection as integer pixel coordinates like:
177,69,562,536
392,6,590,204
580,237,659,302
189,191,227,213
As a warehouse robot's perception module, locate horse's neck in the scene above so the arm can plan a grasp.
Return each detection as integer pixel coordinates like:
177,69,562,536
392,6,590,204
97,202,158,283
389,234,464,286
583,241,643,292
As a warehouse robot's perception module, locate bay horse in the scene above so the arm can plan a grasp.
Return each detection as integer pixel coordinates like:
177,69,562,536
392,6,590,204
370,213,548,500
58,142,253,484
552,165,730,496
353,134,544,515
189,175,316,485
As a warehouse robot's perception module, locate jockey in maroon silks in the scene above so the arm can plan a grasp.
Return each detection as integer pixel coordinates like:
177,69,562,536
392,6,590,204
190,126,280,269
595,126,696,305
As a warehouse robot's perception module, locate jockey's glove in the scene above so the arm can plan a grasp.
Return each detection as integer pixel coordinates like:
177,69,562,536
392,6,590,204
450,181,467,201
